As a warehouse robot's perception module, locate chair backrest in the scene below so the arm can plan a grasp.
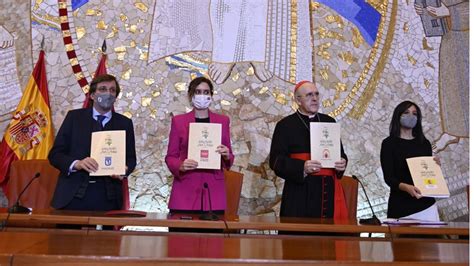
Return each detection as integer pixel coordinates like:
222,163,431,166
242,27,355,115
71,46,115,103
7,159,60,210
467,185,469,210
340,176,358,221
223,169,243,219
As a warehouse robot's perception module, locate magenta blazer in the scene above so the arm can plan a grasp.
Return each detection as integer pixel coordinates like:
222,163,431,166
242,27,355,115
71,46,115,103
165,110,234,211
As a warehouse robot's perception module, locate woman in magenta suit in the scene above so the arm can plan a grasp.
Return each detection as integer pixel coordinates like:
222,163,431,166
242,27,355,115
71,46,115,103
165,77,234,216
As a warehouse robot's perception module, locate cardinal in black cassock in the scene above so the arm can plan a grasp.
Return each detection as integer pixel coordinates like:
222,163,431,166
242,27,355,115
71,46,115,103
270,81,349,220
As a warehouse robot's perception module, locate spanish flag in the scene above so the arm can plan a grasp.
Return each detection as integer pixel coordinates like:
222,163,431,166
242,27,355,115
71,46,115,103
0,50,54,193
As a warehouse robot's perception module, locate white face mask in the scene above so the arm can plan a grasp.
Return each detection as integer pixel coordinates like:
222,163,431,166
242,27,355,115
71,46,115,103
192,94,212,109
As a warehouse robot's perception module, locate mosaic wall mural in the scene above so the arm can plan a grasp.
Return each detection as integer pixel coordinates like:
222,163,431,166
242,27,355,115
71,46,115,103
0,0,469,221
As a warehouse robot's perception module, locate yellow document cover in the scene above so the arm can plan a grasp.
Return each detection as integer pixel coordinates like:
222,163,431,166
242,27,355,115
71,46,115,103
90,130,126,176
406,156,450,198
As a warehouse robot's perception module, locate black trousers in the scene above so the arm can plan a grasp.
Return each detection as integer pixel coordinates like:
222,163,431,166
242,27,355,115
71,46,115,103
57,179,121,230
63,178,121,211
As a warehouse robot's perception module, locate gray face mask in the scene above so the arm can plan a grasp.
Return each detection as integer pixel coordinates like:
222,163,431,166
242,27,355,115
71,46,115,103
400,114,417,129
96,94,116,110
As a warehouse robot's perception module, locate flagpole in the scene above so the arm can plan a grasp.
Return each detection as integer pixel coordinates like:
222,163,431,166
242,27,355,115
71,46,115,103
101,39,107,53
82,39,108,108
40,35,45,51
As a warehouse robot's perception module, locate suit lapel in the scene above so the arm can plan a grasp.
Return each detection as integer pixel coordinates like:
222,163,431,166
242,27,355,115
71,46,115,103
83,108,94,154
208,110,216,123
106,111,116,130
184,109,195,125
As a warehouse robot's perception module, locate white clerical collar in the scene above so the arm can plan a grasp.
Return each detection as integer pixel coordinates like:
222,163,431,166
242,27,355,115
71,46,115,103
297,109,316,119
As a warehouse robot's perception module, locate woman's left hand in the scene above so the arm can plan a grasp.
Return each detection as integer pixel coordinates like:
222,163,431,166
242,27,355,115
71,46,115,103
216,145,230,161
433,155,441,166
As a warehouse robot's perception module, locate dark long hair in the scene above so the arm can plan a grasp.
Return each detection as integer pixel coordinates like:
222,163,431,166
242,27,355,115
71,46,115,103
389,101,426,143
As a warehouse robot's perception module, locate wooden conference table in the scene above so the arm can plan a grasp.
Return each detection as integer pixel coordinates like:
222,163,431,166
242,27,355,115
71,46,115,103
0,230,469,265
0,209,469,238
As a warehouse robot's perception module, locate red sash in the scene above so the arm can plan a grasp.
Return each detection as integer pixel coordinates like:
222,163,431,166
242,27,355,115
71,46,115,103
289,153,348,220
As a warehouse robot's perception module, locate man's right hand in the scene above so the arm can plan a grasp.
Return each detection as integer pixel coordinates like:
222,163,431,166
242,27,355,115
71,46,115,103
179,159,198,172
74,157,99,173
304,160,322,175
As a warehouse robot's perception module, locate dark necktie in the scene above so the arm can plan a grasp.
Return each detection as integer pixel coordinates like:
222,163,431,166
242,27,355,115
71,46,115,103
97,115,106,130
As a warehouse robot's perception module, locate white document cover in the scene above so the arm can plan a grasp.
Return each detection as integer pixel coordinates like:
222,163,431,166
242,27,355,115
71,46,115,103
188,123,222,170
310,122,340,168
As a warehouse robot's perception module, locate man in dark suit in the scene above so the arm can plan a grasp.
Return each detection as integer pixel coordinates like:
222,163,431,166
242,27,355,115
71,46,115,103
49,74,136,211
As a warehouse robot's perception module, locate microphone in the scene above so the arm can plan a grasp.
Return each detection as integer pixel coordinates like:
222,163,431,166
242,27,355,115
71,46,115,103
9,172,41,214
352,175,381,225
199,182,219,221
1,172,41,231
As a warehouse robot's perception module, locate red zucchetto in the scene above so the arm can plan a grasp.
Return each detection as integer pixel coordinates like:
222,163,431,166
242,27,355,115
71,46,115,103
294,80,311,93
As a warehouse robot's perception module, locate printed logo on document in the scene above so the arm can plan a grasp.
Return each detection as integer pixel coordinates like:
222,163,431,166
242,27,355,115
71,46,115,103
323,149,330,159
421,160,428,170
200,150,209,161
105,134,112,146
201,128,209,139
323,127,329,139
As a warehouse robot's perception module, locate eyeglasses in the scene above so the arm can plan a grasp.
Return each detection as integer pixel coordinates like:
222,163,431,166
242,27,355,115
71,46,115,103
297,91,319,100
